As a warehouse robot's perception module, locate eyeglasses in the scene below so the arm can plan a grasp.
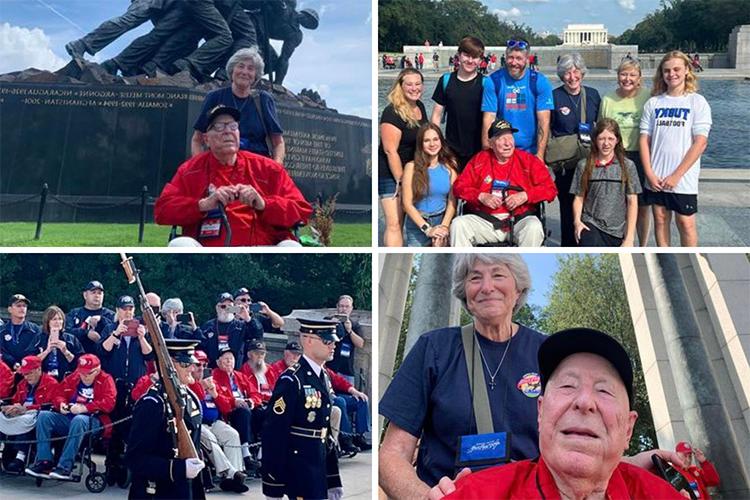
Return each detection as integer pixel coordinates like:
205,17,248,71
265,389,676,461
177,362,193,368
507,39,530,51
303,334,335,346
210,121,239,132
218,304,233,309
235,298,251,303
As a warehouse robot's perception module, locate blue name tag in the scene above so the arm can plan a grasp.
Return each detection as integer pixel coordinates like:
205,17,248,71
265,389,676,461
455,432,510,473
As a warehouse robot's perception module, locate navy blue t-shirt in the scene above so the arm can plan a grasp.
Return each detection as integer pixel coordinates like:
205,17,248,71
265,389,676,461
193,87,283,156
379,325,546,486
550,85,601,137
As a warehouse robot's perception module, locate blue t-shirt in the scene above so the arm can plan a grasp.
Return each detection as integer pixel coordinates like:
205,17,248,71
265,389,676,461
415,164,451,214
489,68,554,153
193,87,284,156
379,325,546,486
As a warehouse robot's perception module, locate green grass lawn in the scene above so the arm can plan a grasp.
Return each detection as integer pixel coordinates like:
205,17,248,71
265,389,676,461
0,222,372,247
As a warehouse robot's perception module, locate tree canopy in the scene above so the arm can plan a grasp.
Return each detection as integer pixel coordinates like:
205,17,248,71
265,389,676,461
379,0,561,52
0,254,371,325
614,0,750,52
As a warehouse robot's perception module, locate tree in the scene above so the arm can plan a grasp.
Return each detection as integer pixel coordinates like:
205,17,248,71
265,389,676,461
538,254,656,454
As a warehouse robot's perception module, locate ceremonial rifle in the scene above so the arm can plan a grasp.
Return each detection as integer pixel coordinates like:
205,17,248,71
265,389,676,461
119,253,198,459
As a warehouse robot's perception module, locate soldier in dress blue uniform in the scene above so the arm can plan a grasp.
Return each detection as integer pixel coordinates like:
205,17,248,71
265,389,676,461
262,318,343,500
126,339,206,499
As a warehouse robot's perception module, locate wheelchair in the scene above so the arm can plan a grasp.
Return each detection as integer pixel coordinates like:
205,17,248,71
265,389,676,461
457,184,550,247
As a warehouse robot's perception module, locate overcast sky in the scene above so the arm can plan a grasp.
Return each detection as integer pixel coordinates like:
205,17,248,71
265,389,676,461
0,0,372,118
484,0,662,37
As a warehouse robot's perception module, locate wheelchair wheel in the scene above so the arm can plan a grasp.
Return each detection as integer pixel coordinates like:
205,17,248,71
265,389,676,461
85,472,107,493
116,467,131,489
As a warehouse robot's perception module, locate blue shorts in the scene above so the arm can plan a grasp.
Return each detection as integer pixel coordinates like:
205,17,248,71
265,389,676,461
405,212,446,247
378,176,399,199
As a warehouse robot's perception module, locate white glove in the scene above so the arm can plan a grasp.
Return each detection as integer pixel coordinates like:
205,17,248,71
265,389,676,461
184,458,205,479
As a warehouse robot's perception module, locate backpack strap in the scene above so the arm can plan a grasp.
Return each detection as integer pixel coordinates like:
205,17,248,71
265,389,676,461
460,323,494,435
250,89,274,157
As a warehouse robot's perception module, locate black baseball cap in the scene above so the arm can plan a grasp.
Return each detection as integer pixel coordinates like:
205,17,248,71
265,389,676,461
248,340,266,352
84,280,104,292
488,118,519,139
117,295,135,308
233,287,250,299
216,292,234,305
538,328,634,408
285,341,302,353
166,339,200,364
8,294,30,306
217,346,235,359
298,318,340,342
206,105,240,127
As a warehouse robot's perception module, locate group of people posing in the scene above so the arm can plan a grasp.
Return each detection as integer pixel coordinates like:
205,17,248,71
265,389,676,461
0,286,371,498
379,36,712,247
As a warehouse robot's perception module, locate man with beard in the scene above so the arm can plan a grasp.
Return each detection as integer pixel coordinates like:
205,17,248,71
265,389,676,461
262,319,343,499
66,281,115,354
0,294,41,370
488,38,554,159
200,292,263,369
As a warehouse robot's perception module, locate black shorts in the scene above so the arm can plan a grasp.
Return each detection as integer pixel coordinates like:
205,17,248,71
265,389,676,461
625,151,650,207
643,189,698,216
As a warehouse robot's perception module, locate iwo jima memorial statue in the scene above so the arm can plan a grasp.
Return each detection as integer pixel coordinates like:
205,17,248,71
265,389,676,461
0,0,371,228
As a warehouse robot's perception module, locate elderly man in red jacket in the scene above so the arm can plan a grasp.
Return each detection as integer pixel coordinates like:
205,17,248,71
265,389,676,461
155,105,312,247
451,118,557,246
26,354,116,480
0,356,59,473
673,441,720,499
0,358,12,399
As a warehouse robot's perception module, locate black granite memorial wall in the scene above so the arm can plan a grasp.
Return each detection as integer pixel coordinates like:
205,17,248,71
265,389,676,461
0,82,371,223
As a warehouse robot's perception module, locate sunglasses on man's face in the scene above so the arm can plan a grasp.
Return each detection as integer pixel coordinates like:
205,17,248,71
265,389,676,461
218,304,233,309
235,297,251,303
507,39,529,51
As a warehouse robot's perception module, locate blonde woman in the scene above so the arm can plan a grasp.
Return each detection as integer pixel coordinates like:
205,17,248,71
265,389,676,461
379,68,428,246
599,58,651,245
639,51,712,246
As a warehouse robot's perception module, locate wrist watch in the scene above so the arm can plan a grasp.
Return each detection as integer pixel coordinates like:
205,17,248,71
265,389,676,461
420,223,431,234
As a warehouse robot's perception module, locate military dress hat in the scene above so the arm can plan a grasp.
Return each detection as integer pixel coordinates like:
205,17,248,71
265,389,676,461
18,355,42,374
206,105,241,127
538,327,634,408
488,118,519,139
233,287,251,299
248,340,266,352
117,295,136,308
84,280,105,292
165,339,200,364
298,318,340,343
285,341,302,353
8,294,30,307
216,292,234,304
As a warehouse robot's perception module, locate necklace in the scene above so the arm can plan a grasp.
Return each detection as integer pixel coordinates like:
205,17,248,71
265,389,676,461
232,91,250,113
475,330,512,390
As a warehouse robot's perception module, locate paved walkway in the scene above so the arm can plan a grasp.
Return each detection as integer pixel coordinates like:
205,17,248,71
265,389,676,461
0,451,372,499
378,168,750,247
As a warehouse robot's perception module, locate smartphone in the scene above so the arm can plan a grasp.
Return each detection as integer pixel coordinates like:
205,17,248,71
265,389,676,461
227,305,243,314
202,367,212,379
250,303,262,314
176,313,193,323
334,314,349,321
123,319,140,337
651,454,697,500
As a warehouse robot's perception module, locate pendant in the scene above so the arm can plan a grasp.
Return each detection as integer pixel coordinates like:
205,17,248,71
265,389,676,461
489,380,496,390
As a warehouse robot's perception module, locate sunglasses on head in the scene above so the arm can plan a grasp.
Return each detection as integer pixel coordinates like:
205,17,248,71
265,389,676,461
507,39,529,50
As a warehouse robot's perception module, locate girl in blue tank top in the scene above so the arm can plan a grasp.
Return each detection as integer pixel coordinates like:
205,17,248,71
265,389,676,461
402,124,458,246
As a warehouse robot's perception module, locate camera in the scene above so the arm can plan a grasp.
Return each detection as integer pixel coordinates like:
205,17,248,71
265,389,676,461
250,303,262,314
123,318,140,337
176,313,193,323
651,454,697,500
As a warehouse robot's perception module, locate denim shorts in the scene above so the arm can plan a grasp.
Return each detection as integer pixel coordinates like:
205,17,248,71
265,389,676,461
404,212,445,247
378,176,399,199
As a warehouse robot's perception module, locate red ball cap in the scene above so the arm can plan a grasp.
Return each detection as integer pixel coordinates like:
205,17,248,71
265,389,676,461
675,441,692,454
18,355,42,374
77,354,101,374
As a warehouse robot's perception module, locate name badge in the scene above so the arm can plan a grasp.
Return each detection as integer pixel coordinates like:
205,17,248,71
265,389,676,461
455,431,510,475
199,218,222,238
340,343,351,358
578,122,592,145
